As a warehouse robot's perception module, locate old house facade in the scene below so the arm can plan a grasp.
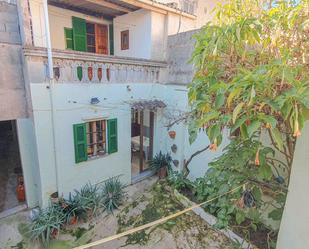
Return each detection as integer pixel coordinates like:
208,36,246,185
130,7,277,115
0,0,223,213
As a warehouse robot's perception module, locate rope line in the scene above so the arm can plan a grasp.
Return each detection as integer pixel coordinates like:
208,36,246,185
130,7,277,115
73,183,245,249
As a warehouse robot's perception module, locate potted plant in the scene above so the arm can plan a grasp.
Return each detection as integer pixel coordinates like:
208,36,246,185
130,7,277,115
150,152,172,179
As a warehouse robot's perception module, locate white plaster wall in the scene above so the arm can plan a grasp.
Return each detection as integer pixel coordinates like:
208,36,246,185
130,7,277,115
113,9,152,59
48,5,111,51
150,11,167,60
157,84,229,178
30,82,220,206
276,121,309,249
16,118,40,207
29,1,112,50
166,12,196,35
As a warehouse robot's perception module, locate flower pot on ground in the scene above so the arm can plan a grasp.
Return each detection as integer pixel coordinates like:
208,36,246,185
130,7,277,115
158,166,168,179
149,151,172,179
50,192,59,204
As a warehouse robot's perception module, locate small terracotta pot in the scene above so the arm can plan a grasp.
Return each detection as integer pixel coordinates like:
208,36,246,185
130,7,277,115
50,228,58,239
69,216,78,225
168,130,176,139
158,166,167,179
50,192,59,204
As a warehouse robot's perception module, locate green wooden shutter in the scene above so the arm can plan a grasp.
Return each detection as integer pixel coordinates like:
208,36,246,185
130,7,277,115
64,28,74,50
73,123,87,163
109,24,114,55
107,119,118,154
72,17,87,52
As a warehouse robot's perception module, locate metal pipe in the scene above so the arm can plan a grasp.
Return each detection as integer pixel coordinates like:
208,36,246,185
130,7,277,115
42,0,59,199
43,0,53,80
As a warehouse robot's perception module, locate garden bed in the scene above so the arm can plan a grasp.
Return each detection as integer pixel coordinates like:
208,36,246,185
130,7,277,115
176,186,277,249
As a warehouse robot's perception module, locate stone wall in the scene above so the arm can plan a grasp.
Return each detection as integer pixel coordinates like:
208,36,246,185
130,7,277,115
166,29,199,85
0,0,27,121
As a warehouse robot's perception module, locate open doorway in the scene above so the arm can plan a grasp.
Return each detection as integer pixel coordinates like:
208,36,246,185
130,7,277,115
0,120,26,214
131,109,154,179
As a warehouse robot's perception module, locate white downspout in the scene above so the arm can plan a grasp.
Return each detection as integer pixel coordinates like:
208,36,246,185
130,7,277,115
43,0,59,199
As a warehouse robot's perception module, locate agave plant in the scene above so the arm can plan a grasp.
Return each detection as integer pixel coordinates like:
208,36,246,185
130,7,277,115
29,203,66,246
101,177,126,214
72,182,104,218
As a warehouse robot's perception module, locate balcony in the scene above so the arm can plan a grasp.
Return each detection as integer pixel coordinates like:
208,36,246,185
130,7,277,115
23,47,167,84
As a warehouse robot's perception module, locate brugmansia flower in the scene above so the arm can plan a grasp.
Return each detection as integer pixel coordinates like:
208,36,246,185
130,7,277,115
209,138,218,151
293,120,301,137
255,149,260,166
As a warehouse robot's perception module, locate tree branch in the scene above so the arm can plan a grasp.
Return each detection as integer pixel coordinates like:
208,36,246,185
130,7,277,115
183,145,210,177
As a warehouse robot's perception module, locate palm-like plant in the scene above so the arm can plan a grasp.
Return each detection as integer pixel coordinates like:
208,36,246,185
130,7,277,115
149,151,172,171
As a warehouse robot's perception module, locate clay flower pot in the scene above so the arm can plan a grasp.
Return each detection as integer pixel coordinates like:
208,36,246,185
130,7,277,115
50,192,59,204
168,130,176,139
50,228,59,239
69,216,78,225
158,166,168,179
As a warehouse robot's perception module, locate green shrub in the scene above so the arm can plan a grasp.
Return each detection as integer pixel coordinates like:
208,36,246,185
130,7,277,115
167,169,194,191
102,177,126,213
29,204,65,246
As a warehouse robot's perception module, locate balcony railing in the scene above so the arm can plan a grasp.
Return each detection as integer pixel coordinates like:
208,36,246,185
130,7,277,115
23,47,167,84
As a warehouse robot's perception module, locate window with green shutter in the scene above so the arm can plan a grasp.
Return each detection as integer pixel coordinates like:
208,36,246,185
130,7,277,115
64,27,74,50
109,24,114,55
73,123,87,163
73,119,118,163
72,17,87,52
107,119,118,154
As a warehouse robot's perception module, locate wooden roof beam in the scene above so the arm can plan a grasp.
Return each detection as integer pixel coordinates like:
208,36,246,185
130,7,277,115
85,0,132,13
120,0,196,19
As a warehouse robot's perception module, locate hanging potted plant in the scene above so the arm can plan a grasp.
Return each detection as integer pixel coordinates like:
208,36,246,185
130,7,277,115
150,152,172,179
168,130,176,139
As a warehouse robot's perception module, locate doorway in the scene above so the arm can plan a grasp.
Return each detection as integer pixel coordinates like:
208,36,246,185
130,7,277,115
131,109,154,178
0,120,26,213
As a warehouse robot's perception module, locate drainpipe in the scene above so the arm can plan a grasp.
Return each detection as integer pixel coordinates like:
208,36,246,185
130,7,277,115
43,0,59,201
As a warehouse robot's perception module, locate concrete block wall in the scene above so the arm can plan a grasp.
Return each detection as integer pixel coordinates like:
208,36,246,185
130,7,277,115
0,1,27,121
166,29,199,85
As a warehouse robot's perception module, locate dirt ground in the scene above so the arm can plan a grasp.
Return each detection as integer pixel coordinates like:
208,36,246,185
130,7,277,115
0,177,236,249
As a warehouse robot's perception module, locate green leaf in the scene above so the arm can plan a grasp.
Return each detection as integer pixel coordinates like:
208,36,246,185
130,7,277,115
188,122,198,144
248,86,256,106
268,208,283,221
207,124,221,143
247,120,261,137
215,93,225,108
260,115,277,128
235,211,246,225
252,186,262,202
258,164,273,180
247,208,260,222
240,124,248,139
227,88,242,108
233,102,244,124
270,128,283,150
231,115,247,133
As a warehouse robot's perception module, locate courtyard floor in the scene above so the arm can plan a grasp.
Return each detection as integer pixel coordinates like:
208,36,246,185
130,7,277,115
0,177,236,249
